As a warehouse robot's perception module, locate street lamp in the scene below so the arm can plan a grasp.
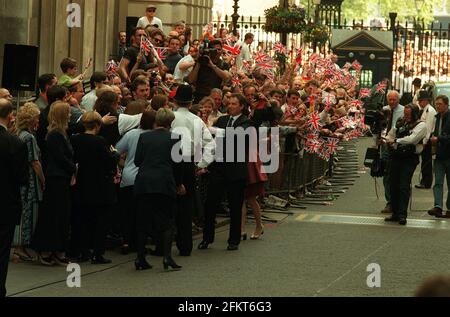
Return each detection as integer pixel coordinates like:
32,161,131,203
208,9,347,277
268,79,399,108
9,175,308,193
231,0,240,35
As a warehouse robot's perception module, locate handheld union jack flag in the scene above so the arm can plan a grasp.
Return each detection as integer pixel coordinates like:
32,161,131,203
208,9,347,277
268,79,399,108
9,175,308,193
322,93,336,107
106,60,118,74
140,37,152,56
325,138,340,156
254,51,270,64
375,82,387,94
308,112,322,131
156,47,168,61
274,42,285,55
223,41,241,56
359,88,371,99
352,60,362,72
305,139,320,154
231,77,241,87
350,99,364,108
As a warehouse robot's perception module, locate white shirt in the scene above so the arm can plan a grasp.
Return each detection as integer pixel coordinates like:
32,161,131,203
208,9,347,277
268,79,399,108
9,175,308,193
171,107,216,169
388,121,428,154
118,114,142,136
81,90,97,112
137,16,163,30
174,55,194,83
383,104,405,136
236,41,251,72
420,104,437,145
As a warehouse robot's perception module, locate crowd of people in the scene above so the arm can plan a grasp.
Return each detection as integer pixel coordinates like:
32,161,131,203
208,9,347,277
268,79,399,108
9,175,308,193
1,3,450,298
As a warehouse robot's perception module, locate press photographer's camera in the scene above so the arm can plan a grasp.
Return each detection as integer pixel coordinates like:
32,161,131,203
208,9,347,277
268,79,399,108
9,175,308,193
198,44,218,66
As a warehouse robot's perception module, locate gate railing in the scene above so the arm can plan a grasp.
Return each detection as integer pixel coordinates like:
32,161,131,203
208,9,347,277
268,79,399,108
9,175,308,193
213,15,450,87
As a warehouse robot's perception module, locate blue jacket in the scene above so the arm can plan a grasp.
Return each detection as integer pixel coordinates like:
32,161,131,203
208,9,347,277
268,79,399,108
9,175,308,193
434,111,450,160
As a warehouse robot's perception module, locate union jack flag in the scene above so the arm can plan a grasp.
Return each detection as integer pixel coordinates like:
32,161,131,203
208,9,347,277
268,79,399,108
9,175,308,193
156,47,168,61
106,60,118,74
350,99,364,108
254,51,271,64
375,82,387,94
223,41,241,56
359,88,371,99
140,37,152,55
325,138,339,156
322,93,336,106
305,139,320,154
308,112,322,131
274,42,285,54
231,77,241,87
352,60,362,72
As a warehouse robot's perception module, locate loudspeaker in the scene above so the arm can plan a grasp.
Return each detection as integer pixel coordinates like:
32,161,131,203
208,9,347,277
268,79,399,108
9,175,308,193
2,44,39,91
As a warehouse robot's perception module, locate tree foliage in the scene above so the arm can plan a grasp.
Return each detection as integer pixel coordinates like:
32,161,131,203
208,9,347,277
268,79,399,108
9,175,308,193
340,0,442,25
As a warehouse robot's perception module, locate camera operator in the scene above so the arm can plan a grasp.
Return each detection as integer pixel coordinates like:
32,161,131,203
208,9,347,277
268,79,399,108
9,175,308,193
383,104,427,225
378,90,404,214
187,39,232,103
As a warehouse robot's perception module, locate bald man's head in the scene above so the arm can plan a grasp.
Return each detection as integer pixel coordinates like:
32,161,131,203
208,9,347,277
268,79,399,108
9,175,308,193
0,98,14,127
0,88,13,101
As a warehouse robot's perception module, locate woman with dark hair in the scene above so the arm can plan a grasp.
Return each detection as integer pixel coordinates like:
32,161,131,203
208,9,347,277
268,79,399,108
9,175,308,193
93,91,142,146
150,95,169,111
134,108,184,271
116,110,156,254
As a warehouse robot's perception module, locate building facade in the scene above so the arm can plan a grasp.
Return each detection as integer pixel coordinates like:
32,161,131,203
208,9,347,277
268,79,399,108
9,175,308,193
0,0,214,86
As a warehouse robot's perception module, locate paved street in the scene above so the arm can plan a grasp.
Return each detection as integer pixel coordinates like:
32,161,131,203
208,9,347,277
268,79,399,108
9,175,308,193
7,137,450,297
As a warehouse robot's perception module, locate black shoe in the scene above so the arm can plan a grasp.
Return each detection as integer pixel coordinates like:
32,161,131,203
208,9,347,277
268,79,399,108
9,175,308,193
135,258,152,271
241,233,248,241
91,255,112,265
198,241,210,250
399,218,407,225
163,257,182,271
428,207,443,217
385,216,400,222
227,244,239,251
78,253,92,263
415,184,431,189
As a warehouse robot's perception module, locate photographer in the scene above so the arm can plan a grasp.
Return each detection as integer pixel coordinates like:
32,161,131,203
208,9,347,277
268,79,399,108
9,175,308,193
384,104,427,225
187,39,232,103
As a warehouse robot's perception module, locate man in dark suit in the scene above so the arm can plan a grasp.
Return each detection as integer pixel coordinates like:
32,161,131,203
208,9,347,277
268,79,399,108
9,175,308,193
0,98,29,297
198,93,254,251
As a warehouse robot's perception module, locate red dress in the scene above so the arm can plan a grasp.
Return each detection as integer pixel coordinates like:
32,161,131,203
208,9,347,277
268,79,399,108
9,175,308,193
245,156,268,199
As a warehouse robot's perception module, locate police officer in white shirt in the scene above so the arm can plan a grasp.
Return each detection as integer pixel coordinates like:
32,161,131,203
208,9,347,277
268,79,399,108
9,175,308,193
384,104,428,225
171,84,215,256
415,90,437,189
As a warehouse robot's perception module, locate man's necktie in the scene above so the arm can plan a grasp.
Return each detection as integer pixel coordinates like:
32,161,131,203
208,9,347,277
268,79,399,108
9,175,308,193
227,117,234,128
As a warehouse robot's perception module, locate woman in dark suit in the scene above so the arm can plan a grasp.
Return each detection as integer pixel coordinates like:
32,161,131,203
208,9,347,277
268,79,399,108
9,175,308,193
33,101,76,266
71,112,120,264
134,108,185,271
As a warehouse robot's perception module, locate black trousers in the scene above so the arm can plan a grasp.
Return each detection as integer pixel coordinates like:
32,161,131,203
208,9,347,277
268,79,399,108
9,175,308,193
176,162,195,255
203,173,246,246
0,223,15,298
80,205,110,256
136,194,175,260
390,155,420,219
420,141,433,188
119,186,137,248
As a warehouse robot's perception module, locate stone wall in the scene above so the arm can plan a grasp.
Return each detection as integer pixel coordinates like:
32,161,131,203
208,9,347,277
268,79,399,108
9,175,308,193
0,0,213,89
